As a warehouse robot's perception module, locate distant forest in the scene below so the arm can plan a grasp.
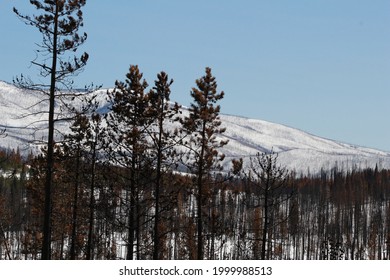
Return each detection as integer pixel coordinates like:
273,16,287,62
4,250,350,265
1,146,390,260
3,0,390,260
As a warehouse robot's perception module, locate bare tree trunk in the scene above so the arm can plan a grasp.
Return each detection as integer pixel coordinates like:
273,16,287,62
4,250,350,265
41,3,59,260
86,142,97,260
153,114,163,259
126,156,136,260
70,146,81,259
261,182,269,260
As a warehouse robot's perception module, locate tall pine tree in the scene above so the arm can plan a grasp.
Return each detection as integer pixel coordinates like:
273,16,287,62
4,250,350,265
147,72,181,259
181,67,228,259
105,65,150,260
14,0,89,260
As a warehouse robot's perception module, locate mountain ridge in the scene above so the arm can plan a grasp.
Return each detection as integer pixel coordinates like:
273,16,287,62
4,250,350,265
1,80,389,174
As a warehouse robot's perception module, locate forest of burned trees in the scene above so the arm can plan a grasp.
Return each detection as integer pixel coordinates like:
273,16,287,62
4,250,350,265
1,144,390,260
1,66,390,260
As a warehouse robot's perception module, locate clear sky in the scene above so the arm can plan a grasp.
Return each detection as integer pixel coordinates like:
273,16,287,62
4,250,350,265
1,0,390,151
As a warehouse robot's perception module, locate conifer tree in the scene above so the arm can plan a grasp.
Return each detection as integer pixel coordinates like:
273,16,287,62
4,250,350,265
181,67,228,259
85,103,105,260
147,72,180,259
247,151,293,260
61,95,104,259
105,65,150,260
14,0,88,260
63,113,88,260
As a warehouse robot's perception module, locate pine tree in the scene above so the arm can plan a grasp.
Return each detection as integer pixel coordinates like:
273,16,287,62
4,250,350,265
60,95,104,259
181,67,228,259
246,151,293,260
14,0,88,260
147,71,180,259
85,101,105,260
63,113,88,259
105,65,150,260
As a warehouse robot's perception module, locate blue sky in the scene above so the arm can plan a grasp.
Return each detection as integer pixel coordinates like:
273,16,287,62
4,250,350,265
1,0,390,151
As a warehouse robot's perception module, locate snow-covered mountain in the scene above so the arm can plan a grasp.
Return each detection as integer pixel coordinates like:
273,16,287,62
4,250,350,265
1,80,389,174
0,80,48,154
219,114,390,174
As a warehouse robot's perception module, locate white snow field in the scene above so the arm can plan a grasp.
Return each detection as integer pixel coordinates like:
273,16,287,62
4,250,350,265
1,80,390,174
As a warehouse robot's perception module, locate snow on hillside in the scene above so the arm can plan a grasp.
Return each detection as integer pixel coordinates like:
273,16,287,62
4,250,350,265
1,80,389,174
0,81,49,153
219,114,390,173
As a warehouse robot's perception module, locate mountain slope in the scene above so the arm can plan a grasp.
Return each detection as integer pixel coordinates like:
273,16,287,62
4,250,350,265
1,80,389,174
0,81,49,153
219,114,390,173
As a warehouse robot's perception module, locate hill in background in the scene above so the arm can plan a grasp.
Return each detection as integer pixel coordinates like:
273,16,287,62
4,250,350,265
1,80,389,175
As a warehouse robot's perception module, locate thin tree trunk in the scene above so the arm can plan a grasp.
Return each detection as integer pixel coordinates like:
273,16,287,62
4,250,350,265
153,105,164,259
196,121,206,260
70,146,81,259
86,141,97,260
126,155,136,260
42,2,59,260
261,184,269,259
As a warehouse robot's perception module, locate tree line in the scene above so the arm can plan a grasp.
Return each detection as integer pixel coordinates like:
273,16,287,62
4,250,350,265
1,145,390,259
